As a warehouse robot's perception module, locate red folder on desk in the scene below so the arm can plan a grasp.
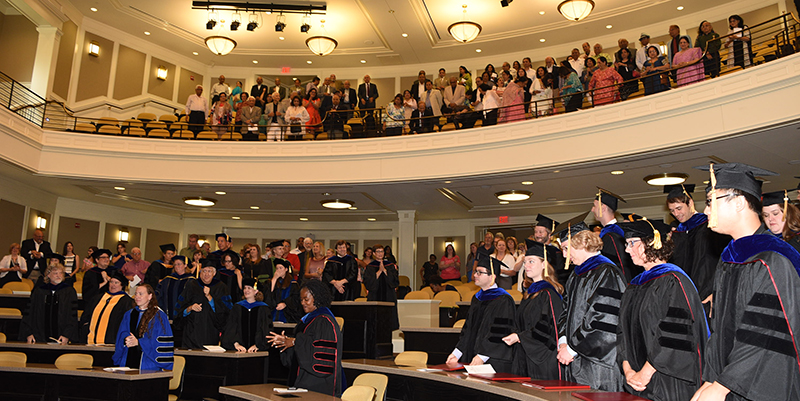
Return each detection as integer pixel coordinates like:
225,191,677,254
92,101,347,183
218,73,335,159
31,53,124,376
427,363,464,371
521,380,591,390
468,372,530,382
571,392,649,401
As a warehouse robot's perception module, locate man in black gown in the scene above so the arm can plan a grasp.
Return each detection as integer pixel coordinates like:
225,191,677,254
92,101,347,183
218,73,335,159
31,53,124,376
82,248,114,302
692,163,800,401
592,187,638,282
178,262,232,348
363,245,400,330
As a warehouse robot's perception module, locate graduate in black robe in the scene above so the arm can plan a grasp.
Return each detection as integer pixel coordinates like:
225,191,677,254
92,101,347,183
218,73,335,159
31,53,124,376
267,279,344,397
82,248,115,304
206,233,234,269
222,278,273,352
556,224,626,391
692,163,800,401
216,250,243,302
261,240,293,284
363,244,400,330
616,219,709,400
156,256,195,321
178,262,232,349
266,260,303,323
504,240,564,380
144,243,175,290
322,241,358,301
80,271,133,345
19,264,79,344
762,189,800,254
593,188,639,282
446,256,516,373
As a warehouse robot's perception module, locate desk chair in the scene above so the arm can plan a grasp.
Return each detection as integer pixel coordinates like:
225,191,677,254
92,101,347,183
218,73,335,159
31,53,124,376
0,288,11,294
453,319,466,329
335,317,345,331
420,287,435,298
394,351,428,367
403,291,430,300
341,385,375,401
455,286,474,301
433,291,461,308
353,373,388,401
507,289,523,302
398,275,410,287
444,280,463,287
137,112,157,122
0,351,26,367
169,355,186,401
0,308,21,316
0,332,6,343
20,278,33,290
55,353,93,370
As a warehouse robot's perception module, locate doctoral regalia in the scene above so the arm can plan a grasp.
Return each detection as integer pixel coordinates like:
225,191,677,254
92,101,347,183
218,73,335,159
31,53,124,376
454,287,516,373
363,259,400,330
266,278,303,323
703,226,800,400
19,281,79,343
617,264,709,400
82,267,114,305
81,290,133,345
280,307,343,397
322,254,358,301
511,281,564,380
144,260,172,290
669,213,730,300
600,223,639,282
178,278,231,349
156,272,195,320
260,257,292,284
242,258,270,280
557,253,626,391
216,267,243,302
221,300,273,351
112,306,174,371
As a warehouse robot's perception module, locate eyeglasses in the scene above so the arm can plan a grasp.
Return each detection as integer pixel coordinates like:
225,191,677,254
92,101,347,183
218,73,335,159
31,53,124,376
473,270,490,276
705,193,739,207
625,239,641,249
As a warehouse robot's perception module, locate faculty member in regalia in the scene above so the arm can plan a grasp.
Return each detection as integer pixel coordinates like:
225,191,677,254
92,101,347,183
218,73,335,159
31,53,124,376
222,277,273,352
178,261,231,349
113,284,174,371
20,263,79,344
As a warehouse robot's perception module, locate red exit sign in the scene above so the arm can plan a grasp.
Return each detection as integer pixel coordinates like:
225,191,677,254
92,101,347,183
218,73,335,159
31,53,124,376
281,67,291,74
498,216,509,223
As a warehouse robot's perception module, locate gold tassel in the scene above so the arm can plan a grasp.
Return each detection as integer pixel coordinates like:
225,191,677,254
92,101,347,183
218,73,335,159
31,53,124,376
784,189,789,222
596,190,603,219
564,223,571,269
643,217,662,250
683,184,696,214
708,164,718,229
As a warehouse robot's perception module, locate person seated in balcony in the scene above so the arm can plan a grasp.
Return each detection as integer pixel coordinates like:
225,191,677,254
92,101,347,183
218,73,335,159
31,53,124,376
284,96,310,140
211,93,232,140
410,100,434,134
589,57,624,106
673,36,704,87
239,96,262,141
383,94,405,137
642,46,671,95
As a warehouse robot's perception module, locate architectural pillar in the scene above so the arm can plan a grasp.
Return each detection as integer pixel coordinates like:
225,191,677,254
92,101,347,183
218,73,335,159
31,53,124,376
30,25,61,98
396,210,417,289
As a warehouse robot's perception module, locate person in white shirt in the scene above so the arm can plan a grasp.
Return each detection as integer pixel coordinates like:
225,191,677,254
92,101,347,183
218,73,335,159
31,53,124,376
478,83,500,126
184,85,209,137
568,48,585,77
0,243,27,287
635,33,651,70
210,75,230,104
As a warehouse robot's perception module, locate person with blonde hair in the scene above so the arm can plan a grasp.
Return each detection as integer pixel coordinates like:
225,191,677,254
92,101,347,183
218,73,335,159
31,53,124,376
0,242,26,287
20,263,78,344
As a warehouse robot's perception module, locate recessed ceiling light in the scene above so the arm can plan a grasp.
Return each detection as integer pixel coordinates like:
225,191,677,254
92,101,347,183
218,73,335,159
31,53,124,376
90,7,97,12
252,60,258,64
299,217,308,221
114,186,126,191
475,49,482,53
250,206,260,210
232,216,241,220
215,191,226,195
539,38,546,42
321,199,354,209
306,60,312,64
192,52,199,56
183,197,217,207
495,190,532,201
606,25,613,29
499,201,510,205
444,180,452,184
349,206,358,210
677,6,684,10
144,31,151,36
611,170,624,175
279,36,285,40
703,180,710,184
553,170,561,173
644,172,688,186
360,60,366,63
539,11,545,15
547,197,557,201
367,218,377,221
521,181,533,185
401,33,408,37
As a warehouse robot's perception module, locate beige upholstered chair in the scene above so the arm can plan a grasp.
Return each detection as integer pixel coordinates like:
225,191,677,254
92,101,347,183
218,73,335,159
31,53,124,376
55,353,93,370
353,373,388,401
394,351,428,367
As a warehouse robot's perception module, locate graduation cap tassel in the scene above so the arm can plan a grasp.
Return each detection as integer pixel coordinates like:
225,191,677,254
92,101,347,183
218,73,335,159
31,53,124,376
596,190,603,219
564,223,571,269
784,189,789,222
643,218,662,250
708,163,718,229
683,184,696,214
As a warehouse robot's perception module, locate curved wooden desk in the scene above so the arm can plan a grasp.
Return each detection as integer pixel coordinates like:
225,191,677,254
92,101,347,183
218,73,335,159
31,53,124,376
220,383,342,401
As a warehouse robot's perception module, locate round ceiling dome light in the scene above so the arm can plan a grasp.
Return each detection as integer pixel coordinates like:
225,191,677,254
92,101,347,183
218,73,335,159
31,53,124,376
184,197,217,207
557,0,595,22
643,173,689,186
320,199,354,209
495,190,532,201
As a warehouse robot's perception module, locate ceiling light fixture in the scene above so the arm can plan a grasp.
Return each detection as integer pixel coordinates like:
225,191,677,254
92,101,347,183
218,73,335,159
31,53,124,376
475,49,482,53
215,191,226,195
539,38,546,42
360,59,366,63
677,6,684,10
192,52,199,56
539,11,545,15
205,36,237,55
611,170,624,175
606,24,613,29
499,201,510,205
90,7,97,12
401,33,408,38
449,5,481,43
232,216,241,220
521,181,533,185
206,9,218,29
557,0,595,21
644,172,689,186
114,186,126,191
300,14,311,33
495,190,532,201
306,20,337,56
247,11,260,31
300,217,308,221
367,218,377,221
275,13,286,31
184,197,217,207
321,199,354,209
144,31,151,36
250,206,260,210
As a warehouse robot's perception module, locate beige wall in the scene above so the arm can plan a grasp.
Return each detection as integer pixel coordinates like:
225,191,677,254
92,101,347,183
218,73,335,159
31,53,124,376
147,57,175,100
52,20,77,100
144,228,179,262
27,208,52,243
177,67,204,106
75,32,114,102
0,15,38,82
56,216,100,259
0,199,25,249
370,77,395,108
113,45,145,101
103,223,141,252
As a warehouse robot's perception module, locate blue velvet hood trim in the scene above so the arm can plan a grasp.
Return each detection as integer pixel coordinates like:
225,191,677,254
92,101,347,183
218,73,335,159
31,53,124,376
475,287,511,301
676,213,708,233
575,254,616,276
722,234,800,277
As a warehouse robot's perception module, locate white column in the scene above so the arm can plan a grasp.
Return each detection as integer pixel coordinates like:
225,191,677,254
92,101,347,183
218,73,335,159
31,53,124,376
30,26,62,98
396,210,417,288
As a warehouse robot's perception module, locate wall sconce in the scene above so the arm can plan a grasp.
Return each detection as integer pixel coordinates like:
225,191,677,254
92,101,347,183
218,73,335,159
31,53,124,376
89,41,100,57
36,216,47,229
445,238,454,248
197,238,206,247
118,229,129,242
156,66,168,81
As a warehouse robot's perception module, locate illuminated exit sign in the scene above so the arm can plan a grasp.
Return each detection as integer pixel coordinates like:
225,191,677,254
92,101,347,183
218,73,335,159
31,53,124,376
281,67,291,74
498,216,509,223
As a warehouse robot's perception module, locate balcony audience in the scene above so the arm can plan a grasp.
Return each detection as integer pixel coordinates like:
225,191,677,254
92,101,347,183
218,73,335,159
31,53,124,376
641,46,671,95
696,21,722,78
673,36,704,87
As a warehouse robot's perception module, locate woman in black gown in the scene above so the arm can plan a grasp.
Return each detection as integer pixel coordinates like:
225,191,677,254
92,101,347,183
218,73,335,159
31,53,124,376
222,277,273,352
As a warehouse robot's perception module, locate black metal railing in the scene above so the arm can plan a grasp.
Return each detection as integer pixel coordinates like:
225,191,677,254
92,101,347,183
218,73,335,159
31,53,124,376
0,71,46,127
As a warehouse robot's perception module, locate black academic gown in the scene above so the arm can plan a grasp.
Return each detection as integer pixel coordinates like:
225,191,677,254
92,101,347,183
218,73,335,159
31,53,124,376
703,225,800,400
261,257,292,284
511,283,564,380
600,223,639,282
454,287,516,373
144,261,172,290
178,279,231,349
156,272,195,321
363,260,400,330
617,264,709,400
216,267,243,302
19,282,79,343
557,253,626,391
221,300,273,351
82,267,113,304
669,213,730,300
281,307,343,397
80,291,133,344
267,279,303,323
322,255,358,301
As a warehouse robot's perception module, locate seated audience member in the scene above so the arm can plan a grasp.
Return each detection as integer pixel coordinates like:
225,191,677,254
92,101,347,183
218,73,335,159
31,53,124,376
364,244,399,330
322,93,347,138
111,242,132,270
673,35,704,87
81,270,133,345
588,57,623,106
178,262,232,348
446,257,515,373
0,242,27,288
113,284,174,371
217,250,243,301
156,255,195,322
642,46,671,95
222,277,273,352
267,279,344,397
82,248,115,303
428,275,457,294
323,240,358,301
144,244,175,290
410,100,434,134
267,261,302,323
120,247,148,283
20,263,79,344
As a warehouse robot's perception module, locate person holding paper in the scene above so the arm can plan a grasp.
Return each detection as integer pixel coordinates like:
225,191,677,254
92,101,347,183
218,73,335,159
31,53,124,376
178,261,232,349
445,256,516,373
20,263,78,344
113,284,174,371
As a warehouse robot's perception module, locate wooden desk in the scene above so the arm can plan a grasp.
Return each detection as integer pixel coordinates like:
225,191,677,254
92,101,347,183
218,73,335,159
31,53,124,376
397,300,440,328
0,313,23,342
0,363,171,400
401,327,461,365
342,359,598,401
268,322,296,384
330,301,395,359
220,383,342,401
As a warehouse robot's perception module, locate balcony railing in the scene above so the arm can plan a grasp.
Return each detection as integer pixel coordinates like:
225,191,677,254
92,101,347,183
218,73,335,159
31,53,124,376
0,71,46,127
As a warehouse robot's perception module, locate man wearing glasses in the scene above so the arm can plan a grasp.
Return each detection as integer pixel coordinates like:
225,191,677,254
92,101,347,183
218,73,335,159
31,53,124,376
82,248,114,302
691,163,800,401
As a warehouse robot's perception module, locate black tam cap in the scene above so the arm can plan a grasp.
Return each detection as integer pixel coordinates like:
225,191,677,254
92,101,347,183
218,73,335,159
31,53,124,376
762,190,790,207
618,218,671,250
172,255,186,264
553,211,591,243
216,233,231,242
664,184,696,200
274,258,293,273
476,255,505,277
268,240,285,248
596,187,626,211
201,259,216,269
524,239,557,261
620,213,645,222
49,253,65,263
108,270,129,288
159,243,176,253
535,214,559,230
242,277,257,289
694,163,777,198
92,248,112,259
